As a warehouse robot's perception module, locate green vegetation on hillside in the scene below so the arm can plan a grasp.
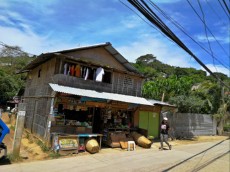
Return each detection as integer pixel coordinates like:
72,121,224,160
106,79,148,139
133,54,230,115
0,46,35,104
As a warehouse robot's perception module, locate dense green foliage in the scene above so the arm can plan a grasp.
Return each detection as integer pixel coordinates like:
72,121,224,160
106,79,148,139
133,54,230,114
0,46,35,104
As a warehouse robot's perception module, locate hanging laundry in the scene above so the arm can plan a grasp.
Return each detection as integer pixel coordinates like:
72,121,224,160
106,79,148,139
84,68,89,80
82,66,86,78
95,67,104,82
70,65,75,76
64,63,68,75
75,64,81,77
68,65,71,75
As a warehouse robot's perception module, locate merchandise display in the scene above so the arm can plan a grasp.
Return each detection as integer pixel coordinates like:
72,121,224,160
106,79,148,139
51,95,93,134
49,92,151,153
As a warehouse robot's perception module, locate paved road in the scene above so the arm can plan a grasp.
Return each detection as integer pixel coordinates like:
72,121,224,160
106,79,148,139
0,139,229,172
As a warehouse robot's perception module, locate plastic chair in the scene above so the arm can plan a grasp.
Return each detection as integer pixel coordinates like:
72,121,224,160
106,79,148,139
127,141,136,151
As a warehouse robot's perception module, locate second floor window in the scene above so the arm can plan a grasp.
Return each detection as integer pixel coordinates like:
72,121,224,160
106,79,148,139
62,62,112,84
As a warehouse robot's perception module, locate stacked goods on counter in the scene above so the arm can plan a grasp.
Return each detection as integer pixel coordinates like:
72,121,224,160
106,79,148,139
131,132,152,148
85,138,99,154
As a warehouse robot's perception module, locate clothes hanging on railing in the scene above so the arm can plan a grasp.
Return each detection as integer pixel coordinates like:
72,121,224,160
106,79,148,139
64,63,68,75
75,64,81,77
70,65,75,76
84,68,89,80
95,67,104,82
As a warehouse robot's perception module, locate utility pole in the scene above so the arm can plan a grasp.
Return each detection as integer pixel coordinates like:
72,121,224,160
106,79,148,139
12,103,26,158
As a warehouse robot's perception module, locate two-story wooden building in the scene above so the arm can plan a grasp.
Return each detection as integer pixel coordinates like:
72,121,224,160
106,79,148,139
19,42,170,145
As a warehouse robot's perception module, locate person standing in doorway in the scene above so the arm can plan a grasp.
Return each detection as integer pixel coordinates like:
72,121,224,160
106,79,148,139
159,117,172,150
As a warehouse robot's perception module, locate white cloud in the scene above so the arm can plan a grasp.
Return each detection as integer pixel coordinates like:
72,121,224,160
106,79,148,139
120,15,143,29
200,64,230,77
0,8,79,55
0,15,14,25
196,34,230,44
0,24,78,55
116,34,197,68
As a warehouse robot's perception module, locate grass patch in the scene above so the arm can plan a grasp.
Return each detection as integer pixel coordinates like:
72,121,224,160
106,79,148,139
25,133,30,139
24,132,34,144
36,140,50,152
7,153,23,162
28,137,34,144
49,152,61,159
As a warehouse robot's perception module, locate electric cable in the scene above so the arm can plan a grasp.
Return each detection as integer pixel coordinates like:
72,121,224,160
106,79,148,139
187,0,229,59
222,0,230,14
148,0,229,70
197,0,218,73
205,0,227,25
118,0,175,44
218,0,230,19
127,0,229,89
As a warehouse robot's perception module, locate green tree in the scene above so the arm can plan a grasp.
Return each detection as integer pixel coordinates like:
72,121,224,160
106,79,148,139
142,75,195,101
133,54,228,115
0,45,34,104
0,69,19,103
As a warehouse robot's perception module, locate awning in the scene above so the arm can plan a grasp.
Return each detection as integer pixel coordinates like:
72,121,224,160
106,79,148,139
49,83,153,106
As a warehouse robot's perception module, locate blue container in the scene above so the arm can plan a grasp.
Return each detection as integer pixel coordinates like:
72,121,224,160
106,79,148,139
0,119,10,143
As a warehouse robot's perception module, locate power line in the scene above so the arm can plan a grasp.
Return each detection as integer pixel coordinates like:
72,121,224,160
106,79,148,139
187,0,229,59
218,0,230,19
197,0,218,73
127,0,229,89
222,0,230,14
118,0,175,45
147,0,229,70
205,0,227,25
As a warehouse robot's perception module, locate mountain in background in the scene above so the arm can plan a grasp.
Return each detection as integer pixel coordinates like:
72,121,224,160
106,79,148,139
132,54,229,114
132,54,229,81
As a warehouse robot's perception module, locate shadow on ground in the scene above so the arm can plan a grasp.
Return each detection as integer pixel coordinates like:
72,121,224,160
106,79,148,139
0,156,11,165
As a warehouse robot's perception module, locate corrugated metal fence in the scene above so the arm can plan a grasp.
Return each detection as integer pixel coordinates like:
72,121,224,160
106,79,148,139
166,113,217,138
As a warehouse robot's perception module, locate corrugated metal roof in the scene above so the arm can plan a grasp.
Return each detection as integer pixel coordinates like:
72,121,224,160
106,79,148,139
18,42,141,75
49,83,153,106
52,42,111,54
147,99,176,107
104,45,139,73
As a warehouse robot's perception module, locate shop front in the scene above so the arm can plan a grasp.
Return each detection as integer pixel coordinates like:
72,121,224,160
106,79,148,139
48,83,154,153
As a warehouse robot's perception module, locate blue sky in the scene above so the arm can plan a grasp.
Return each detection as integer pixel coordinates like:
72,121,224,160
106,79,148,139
0,0,229,76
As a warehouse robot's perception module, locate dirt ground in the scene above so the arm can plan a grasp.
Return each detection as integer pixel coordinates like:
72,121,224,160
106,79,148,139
0,112,229,165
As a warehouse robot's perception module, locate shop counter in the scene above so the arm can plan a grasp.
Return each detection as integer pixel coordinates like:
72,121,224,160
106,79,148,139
51,133,103,152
